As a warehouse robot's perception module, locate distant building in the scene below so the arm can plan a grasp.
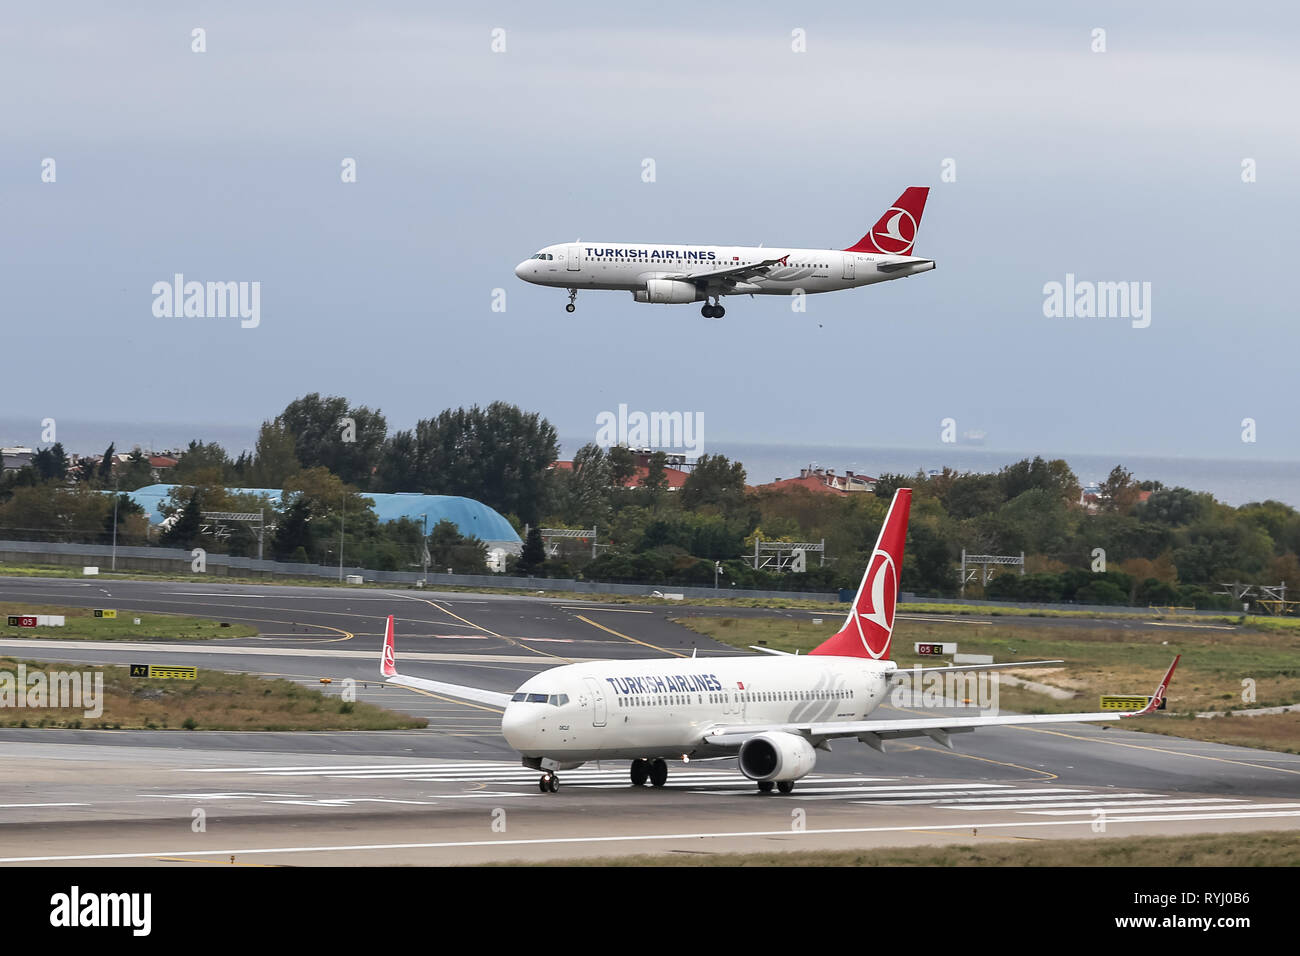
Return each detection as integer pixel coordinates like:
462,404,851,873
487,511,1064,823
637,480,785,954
551,449,691,491
1,447,34,472
125,484,523,553
756,466,877,496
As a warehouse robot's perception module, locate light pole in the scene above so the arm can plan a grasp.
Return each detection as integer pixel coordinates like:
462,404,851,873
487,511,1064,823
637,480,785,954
111,477,119,571
714,560,721,591
338,492,345,582
421,513,429,582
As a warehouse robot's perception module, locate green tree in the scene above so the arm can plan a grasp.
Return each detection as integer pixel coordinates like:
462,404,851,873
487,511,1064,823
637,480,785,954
278,393,388,489
118,450,155,491
32,443,68,481
161,492,203,548
426,519,488,573
607,445,637,488
680,454,746,513
246,419,300,487
171,441,232,485
101,493,144,544
97,443,116,484
517,525,547,575
272,498,314,561
381,402,558,524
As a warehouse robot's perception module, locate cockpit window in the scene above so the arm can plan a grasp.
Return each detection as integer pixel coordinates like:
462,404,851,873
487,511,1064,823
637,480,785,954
511,692,569,705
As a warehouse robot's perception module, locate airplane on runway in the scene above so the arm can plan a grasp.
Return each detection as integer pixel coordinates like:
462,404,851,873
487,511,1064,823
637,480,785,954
379,488,1180,794
513,187,935,318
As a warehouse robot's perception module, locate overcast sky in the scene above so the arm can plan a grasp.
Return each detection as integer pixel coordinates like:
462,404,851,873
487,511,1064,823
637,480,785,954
2,2,1297,466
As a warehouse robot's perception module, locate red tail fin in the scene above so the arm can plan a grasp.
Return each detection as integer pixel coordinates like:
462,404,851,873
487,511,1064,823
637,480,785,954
843,187,929,255
810,488,911,660
380,615,397,677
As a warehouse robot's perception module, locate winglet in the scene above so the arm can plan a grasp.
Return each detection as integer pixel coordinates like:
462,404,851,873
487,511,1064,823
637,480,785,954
1135,654,1180,715
380,614,397,678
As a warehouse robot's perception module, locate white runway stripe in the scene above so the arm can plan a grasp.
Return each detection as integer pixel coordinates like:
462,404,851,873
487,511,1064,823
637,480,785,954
862,791,1160,806
949,798,1251,812
1023,802,1300,816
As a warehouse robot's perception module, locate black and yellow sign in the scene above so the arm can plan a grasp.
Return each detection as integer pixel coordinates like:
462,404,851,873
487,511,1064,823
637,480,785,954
1100,695,1153,711
93,609,117,618
129,664,197,680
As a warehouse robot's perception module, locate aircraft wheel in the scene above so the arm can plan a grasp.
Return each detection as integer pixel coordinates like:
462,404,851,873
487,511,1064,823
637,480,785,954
715,305,726,318
630,758,649,786
548,774,560,793
565,303,576,313
649,758,668,788
700,304,713,318
538,774,549,792
776,780,794,795
757,780,774,794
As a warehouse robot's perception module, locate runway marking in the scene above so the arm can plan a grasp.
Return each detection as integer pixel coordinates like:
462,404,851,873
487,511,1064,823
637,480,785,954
0,802,87,808
387,593,573,663
1015,726,1300,778
385,683,504,715
1147,621,1236,631
573,614,686,658
560,607,654,614
8,811,1300,864
153,856,279,867
894,615,993,626
902,743,1060,781
1023,802,1300,816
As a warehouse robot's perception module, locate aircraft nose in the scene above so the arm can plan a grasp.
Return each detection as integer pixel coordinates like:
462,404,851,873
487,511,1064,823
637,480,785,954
501,704,534,748
514,260,529,280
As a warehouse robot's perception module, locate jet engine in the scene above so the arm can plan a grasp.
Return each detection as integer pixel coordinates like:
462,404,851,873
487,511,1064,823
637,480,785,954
634,279,703,304
737,731,817,782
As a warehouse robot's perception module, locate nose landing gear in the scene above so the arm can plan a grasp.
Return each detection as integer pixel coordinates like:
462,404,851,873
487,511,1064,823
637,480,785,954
565,288,577,313
538,772,559,793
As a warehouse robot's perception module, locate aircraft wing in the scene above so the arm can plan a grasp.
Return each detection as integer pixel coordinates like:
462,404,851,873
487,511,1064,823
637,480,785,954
701,656,1179,751
378,615,512,708
890,659,1064,676
668,255,791,285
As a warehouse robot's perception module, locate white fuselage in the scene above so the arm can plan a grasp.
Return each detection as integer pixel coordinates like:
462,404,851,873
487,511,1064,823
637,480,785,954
513,242,933,299
500,654,895,763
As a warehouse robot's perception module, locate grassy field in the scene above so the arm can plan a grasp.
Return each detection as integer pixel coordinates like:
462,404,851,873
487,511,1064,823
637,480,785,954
0,602,258,642
677,614,1300,753
0,656,425,731
489,830,1300,866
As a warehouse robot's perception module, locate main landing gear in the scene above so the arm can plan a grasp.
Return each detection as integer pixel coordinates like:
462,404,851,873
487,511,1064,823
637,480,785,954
701,297,725,319
756,780,796,795
630,758,668,788
538,772,559,793
565,288,577,313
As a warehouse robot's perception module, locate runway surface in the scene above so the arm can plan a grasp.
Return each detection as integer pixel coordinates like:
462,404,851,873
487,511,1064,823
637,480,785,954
2,575,1298,865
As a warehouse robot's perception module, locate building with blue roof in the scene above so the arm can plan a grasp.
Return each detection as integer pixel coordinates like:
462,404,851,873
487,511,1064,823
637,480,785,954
126,485,521,549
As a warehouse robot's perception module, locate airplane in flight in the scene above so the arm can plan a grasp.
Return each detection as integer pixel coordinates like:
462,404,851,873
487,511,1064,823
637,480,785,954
379,488,1180,794
513,187,935,317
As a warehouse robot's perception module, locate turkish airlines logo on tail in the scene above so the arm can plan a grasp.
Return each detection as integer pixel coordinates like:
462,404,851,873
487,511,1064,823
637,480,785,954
381,617,396,675
868,208,918,255
855,550,898,659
